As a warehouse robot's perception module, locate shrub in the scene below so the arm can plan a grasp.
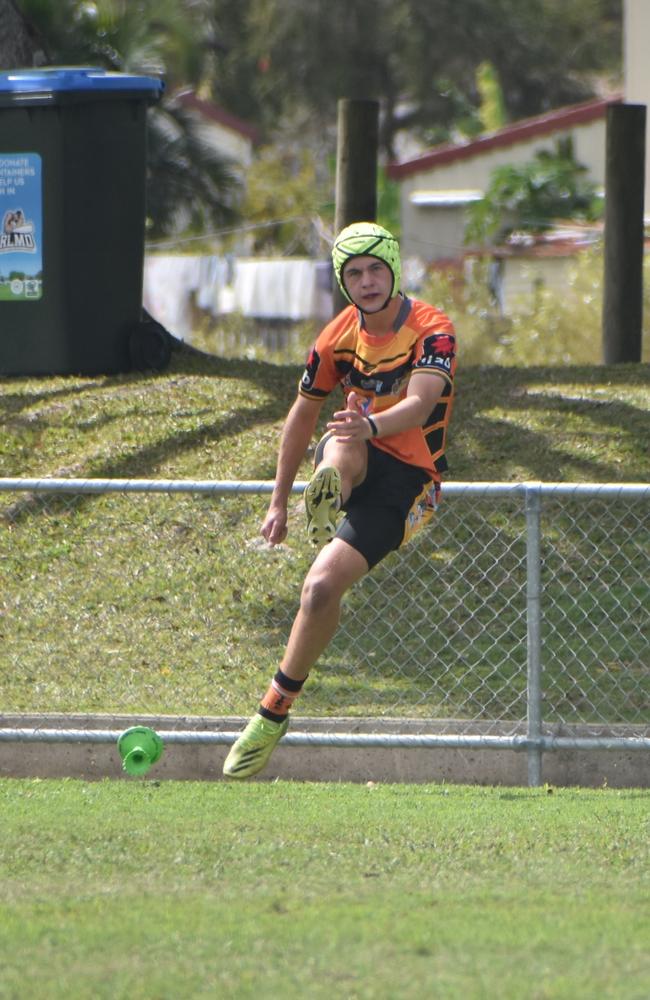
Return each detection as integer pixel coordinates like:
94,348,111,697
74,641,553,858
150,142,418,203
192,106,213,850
420,248,650,366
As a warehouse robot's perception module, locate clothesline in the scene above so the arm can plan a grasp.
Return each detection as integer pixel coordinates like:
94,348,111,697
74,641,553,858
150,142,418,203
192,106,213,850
142,254,333,339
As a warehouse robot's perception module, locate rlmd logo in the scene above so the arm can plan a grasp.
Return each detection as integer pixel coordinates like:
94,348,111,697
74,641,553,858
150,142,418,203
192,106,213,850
0,231,36,252
1,209,37,253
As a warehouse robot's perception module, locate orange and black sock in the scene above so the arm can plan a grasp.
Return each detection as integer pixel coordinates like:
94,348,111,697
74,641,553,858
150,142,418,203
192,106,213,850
258,669,306,723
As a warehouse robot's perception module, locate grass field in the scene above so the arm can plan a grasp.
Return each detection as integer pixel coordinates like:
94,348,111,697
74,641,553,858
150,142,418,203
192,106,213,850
0,779,648,999
0,346,648,996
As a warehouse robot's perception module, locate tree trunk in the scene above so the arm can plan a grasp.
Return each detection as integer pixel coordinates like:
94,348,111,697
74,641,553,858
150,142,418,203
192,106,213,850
0,0,50,69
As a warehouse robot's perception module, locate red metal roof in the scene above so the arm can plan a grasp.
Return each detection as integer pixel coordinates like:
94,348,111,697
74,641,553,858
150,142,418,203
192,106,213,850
387,96,622,180
174,89,260,144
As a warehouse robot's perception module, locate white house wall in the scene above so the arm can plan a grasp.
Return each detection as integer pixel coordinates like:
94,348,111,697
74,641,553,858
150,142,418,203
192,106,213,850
401,202,465,260
399,118,607,260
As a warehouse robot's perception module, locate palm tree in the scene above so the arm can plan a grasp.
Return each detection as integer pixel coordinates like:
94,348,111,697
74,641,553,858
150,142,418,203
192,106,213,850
146,101,241,239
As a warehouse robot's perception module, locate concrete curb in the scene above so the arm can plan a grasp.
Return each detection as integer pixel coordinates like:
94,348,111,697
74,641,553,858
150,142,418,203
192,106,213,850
1,714,648,787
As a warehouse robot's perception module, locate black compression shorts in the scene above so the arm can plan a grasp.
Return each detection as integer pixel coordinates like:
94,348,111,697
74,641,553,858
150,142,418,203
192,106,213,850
314,436,431,569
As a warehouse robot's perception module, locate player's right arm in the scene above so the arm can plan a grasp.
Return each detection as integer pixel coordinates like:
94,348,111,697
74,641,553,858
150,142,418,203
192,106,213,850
261,394,324,544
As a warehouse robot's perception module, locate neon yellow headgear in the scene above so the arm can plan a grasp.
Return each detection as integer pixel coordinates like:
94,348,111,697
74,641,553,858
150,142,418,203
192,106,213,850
332,222,401,307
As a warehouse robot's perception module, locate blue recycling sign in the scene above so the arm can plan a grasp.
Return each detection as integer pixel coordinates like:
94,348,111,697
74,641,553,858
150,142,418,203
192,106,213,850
0,153,43,301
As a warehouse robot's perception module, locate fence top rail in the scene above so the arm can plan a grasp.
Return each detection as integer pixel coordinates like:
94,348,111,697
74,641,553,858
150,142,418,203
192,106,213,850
0,478,648,499
0,478,649,499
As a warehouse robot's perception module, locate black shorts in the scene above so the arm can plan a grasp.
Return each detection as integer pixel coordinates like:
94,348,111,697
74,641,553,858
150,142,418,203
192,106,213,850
314,437,431,569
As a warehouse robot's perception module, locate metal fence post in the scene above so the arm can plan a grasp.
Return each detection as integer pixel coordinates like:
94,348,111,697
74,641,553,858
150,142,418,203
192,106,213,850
525,485,543,786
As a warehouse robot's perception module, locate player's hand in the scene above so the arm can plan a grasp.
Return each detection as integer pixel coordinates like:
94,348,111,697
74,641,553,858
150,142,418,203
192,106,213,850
261,502,288,545
327,391,373,441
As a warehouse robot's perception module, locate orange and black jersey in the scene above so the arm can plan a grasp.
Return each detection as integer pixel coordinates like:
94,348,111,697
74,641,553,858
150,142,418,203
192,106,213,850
299,295,456,480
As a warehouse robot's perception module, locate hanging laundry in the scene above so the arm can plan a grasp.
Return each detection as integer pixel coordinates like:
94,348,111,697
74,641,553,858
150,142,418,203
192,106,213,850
142,255,202,339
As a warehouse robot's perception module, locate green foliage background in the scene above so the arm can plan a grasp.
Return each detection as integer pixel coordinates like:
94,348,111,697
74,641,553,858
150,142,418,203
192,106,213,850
420,247,650,367
9,0,623,246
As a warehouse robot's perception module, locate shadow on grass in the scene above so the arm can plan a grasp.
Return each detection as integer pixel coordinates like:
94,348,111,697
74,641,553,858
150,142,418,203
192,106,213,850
3,349,648,486
451,363,650,482
1,395,288,526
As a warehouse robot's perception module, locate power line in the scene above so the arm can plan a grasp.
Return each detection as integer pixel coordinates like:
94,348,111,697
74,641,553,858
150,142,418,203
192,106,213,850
145,215,319,251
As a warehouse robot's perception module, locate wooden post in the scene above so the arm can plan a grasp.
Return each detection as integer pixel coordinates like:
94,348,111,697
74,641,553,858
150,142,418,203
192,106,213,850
602,103,646,363
332,98,379,314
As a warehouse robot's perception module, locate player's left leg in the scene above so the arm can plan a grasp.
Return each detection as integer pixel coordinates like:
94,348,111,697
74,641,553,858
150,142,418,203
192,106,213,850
279,536,369,681
223,538,368,780
221,713,290,781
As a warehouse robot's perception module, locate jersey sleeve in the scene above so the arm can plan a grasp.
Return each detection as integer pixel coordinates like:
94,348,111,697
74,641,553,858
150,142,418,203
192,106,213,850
298,331,340,400
413,327,457,386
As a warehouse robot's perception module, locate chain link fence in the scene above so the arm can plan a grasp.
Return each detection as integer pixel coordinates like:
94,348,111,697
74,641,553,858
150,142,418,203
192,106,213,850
0,479,648,784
